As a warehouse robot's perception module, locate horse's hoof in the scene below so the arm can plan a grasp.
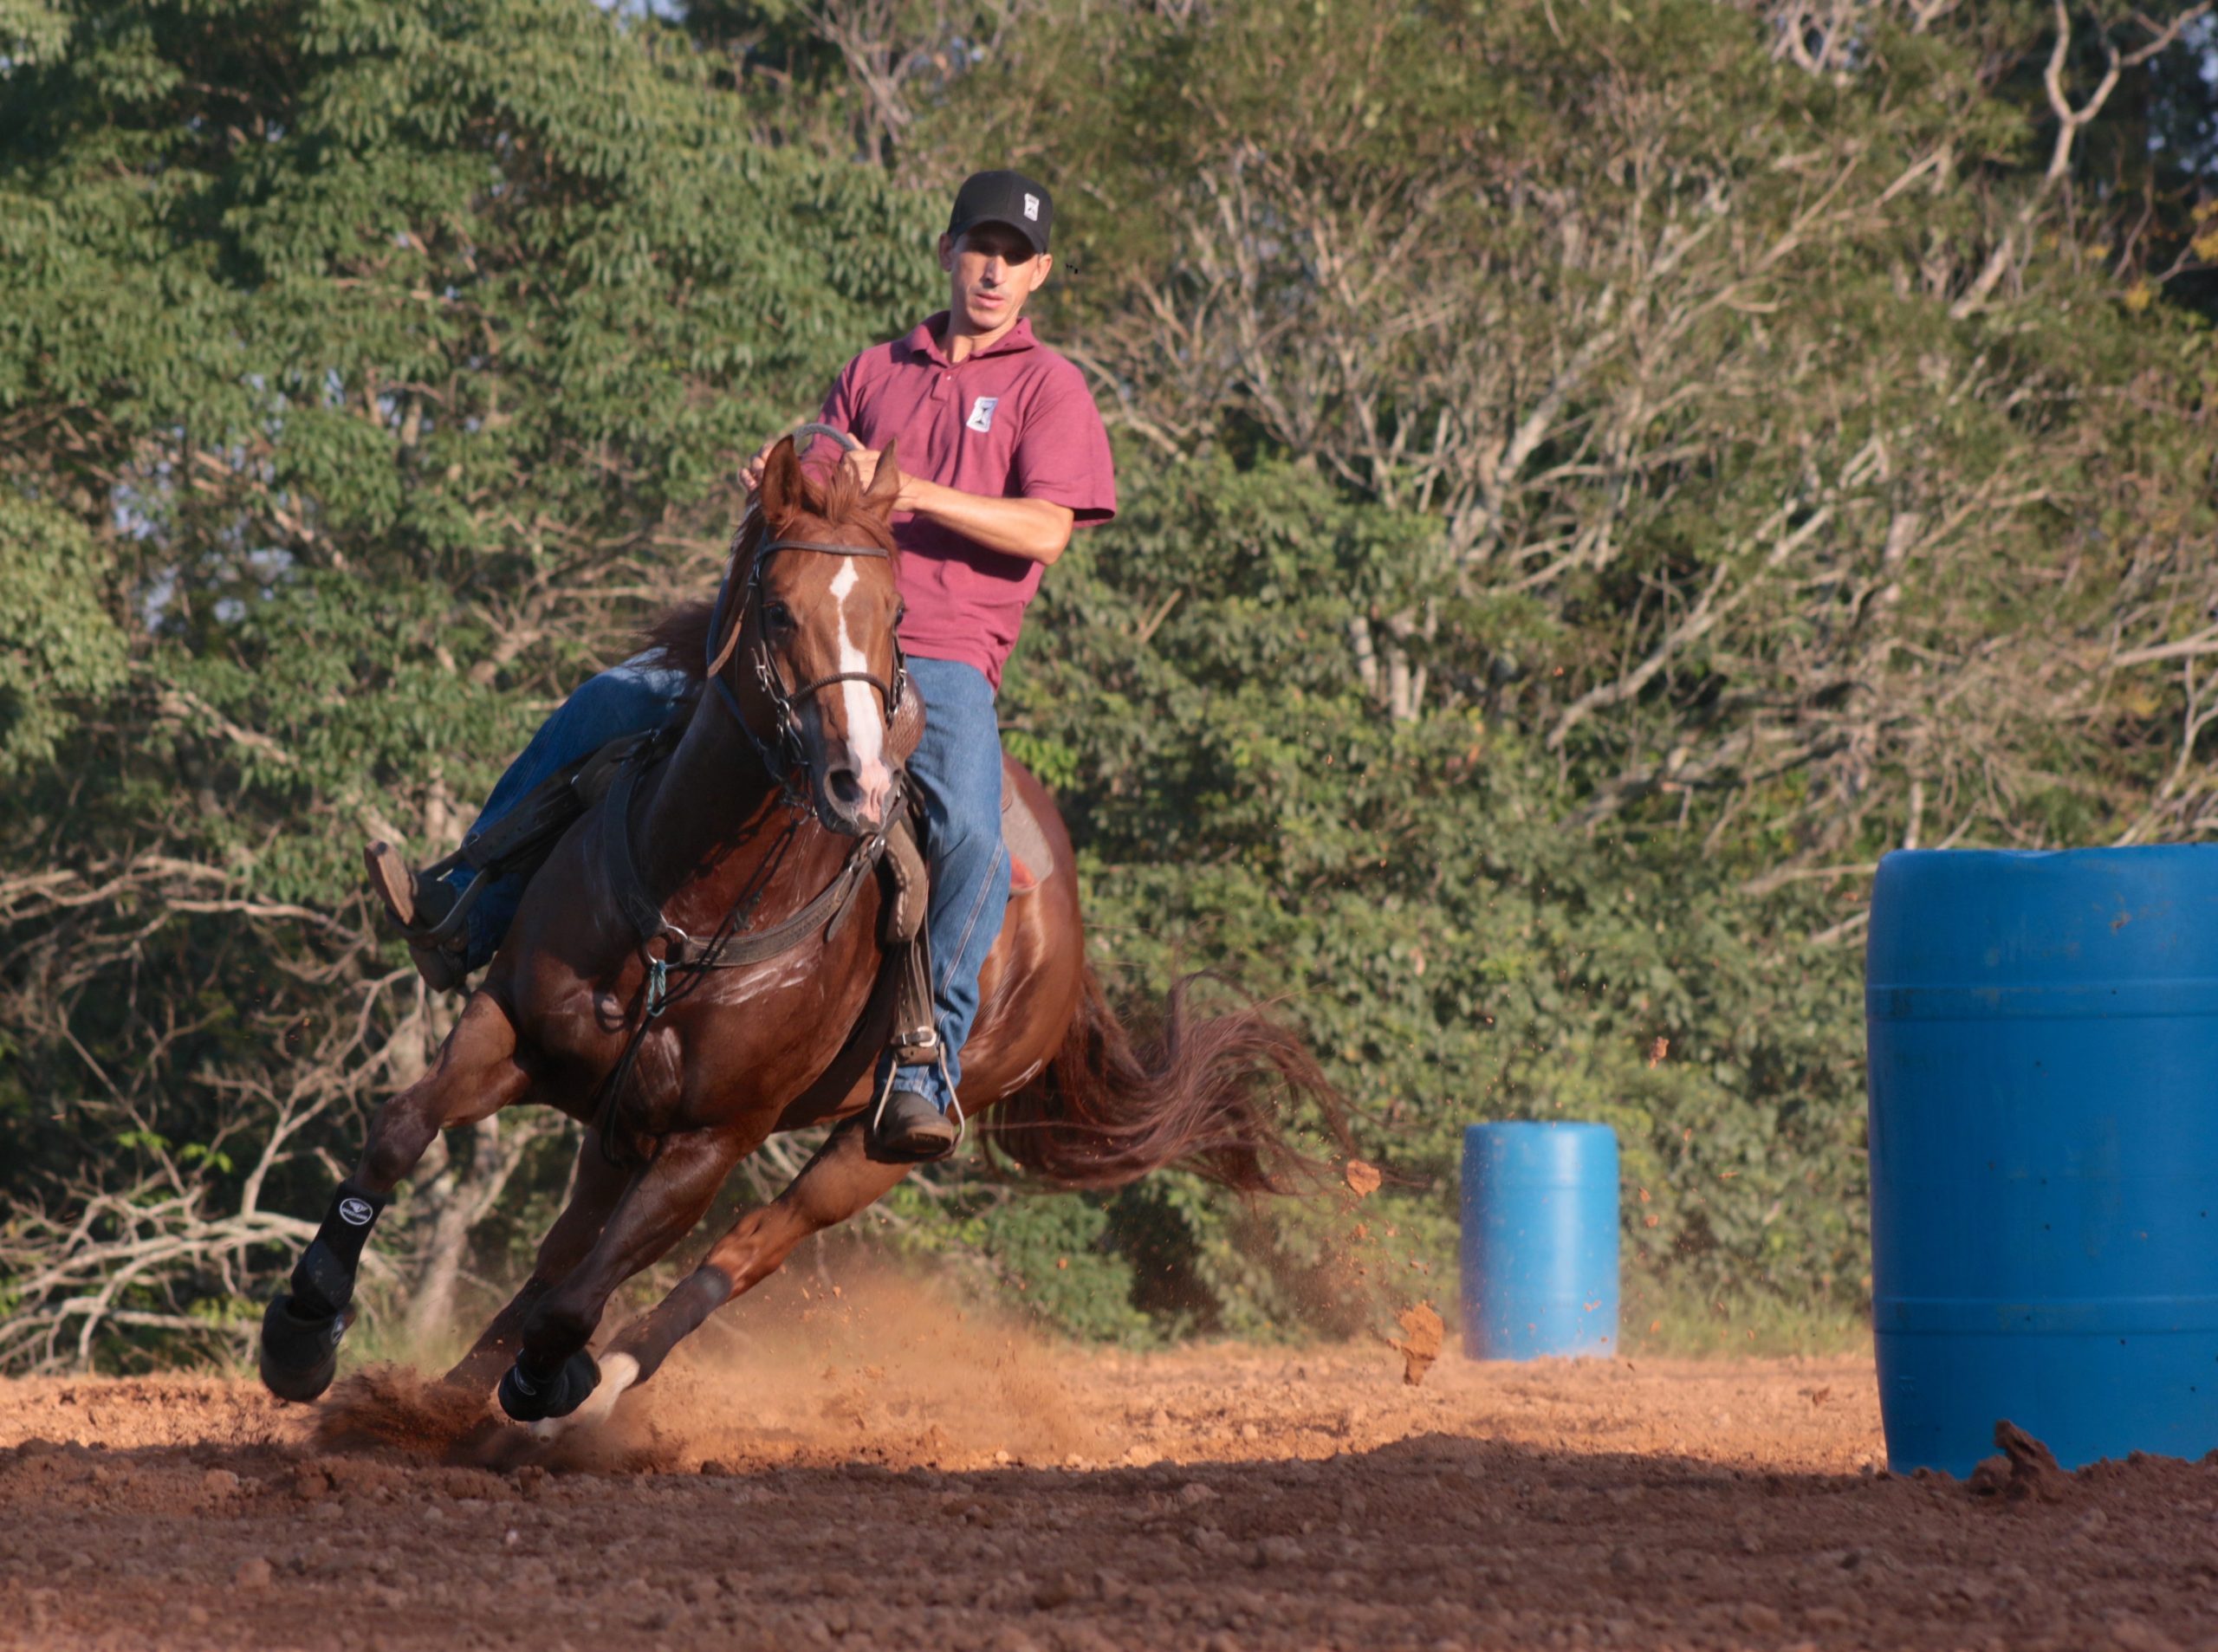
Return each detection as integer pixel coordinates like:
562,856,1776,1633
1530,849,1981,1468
497,1349,599,1423
529,1351,641,1442
257,1293,346,1403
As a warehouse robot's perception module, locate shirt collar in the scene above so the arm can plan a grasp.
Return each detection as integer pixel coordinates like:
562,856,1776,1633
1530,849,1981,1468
902,312,1039,366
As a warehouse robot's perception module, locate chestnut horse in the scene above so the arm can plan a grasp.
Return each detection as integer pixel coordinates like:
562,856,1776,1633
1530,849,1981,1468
258,435,1343,1427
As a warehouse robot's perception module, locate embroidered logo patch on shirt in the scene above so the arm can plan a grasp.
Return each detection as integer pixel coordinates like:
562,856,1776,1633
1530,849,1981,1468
966,396,999,434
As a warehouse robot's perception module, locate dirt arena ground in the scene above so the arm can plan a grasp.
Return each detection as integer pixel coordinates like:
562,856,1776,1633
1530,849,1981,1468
1,1284,2212,1652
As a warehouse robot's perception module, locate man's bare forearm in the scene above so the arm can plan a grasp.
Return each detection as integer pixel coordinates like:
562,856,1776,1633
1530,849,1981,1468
901,477,1074,564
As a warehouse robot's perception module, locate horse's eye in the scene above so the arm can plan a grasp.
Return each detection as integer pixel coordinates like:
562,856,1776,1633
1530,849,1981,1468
762,602,794,632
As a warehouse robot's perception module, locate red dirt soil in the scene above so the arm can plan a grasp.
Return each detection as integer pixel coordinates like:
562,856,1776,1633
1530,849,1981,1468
2,1283,2213,1651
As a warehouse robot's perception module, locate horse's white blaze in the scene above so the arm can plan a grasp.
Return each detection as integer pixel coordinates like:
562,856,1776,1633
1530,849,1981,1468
829,560,885,767
527,1351,640,1441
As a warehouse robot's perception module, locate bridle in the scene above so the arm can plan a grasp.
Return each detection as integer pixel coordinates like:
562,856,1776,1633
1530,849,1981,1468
704,424,908,811
584,425,912,1164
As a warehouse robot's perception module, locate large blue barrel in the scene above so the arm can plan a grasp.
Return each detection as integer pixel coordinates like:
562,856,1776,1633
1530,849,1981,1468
1867,846,2218,1474
1460,1122,1619,1359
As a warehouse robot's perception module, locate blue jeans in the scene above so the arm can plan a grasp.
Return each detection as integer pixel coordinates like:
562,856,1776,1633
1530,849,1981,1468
894,657,1013,1114
451,653,1008,1115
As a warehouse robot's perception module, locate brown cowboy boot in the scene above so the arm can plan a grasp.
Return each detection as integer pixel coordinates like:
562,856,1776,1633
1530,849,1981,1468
364,842,470,993
866,1083,960,1163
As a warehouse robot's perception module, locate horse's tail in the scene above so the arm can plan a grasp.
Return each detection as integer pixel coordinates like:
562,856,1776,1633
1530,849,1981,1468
982,966,1353,1193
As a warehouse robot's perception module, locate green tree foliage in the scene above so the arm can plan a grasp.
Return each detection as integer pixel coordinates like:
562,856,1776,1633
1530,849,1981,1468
0,493,127,774
3,0,2214,1365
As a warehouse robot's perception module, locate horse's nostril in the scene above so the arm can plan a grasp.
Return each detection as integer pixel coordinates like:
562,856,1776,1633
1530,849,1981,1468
827,768,863,806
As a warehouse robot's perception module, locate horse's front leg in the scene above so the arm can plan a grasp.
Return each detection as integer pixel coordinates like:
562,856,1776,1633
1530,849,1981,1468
598,1116,912,1396
438,1126,633,1396
496,1124,746,1423
258,991,531,1403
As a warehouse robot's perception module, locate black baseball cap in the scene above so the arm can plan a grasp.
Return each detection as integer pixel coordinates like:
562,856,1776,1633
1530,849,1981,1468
947,170,1052,258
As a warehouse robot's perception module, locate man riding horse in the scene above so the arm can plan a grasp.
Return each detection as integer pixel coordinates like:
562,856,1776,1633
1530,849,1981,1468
261,171,1338,1426
366,170,1113,1166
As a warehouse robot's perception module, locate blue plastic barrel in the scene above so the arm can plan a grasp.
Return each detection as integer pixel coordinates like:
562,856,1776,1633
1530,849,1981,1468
1868,845,2218,1474
1460,1122,1620,1359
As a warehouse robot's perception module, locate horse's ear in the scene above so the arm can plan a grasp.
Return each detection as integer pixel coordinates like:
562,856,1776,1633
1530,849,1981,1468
864,437,902,516
759,436,803,522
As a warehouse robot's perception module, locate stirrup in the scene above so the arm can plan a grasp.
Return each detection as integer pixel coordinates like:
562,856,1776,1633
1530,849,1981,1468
865,1046,966,1161
365,841,462,936
365,841,486,949
365,844,472,991
405,936,470,994
866,1078,963,1164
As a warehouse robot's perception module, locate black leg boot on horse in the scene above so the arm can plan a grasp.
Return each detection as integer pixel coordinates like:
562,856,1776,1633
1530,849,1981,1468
257,994,530,1403
258,1179,389,1401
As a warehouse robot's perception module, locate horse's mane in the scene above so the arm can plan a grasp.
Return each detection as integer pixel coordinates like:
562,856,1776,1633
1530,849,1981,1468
639,598,720,682
639,457,895,680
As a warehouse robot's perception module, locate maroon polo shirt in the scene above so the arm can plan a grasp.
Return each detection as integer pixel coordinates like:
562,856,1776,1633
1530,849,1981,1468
820,312,1116,690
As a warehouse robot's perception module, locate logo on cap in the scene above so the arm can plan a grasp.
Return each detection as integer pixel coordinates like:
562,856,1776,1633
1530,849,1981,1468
339,1197,374,1227
1022,193,1040,221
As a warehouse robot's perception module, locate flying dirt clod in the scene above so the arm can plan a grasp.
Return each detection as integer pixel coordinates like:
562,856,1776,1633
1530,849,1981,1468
1391,1301,1444,1386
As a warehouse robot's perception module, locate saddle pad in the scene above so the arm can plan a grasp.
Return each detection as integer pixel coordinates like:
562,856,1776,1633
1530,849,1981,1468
1001,768,1054,896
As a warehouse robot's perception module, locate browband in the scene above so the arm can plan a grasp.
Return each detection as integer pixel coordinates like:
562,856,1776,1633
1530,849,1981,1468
756,537,892,560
